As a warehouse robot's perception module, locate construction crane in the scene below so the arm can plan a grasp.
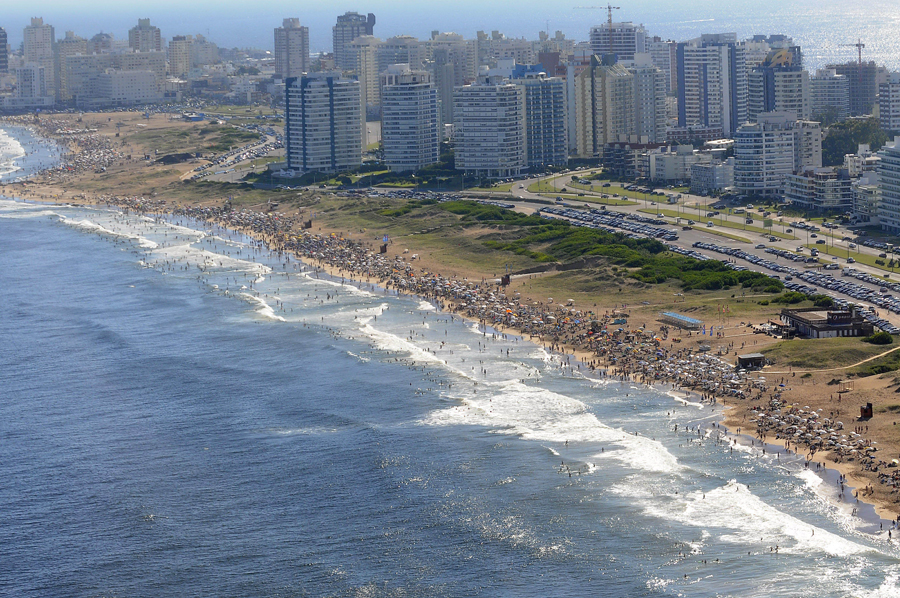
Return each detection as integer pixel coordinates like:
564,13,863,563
841,38,865,67
574,5,620,55
840,38,866,114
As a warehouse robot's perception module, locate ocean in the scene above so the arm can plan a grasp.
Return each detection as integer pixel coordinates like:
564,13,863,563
1,131,900,597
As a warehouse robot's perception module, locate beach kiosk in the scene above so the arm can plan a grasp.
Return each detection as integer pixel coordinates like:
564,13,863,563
736,353,766,370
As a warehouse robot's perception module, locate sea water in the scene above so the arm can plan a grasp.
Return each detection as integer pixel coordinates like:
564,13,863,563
2,197,900,596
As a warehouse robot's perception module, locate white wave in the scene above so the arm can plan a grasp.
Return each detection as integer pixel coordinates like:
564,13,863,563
796,468,824,490
239,292,286,322
423,379,682,475
151,243,271,274
854,567,900,598
300,271,376,296
644,480,872,557
417,300,436,311
61,216,159,248
668,390,705,409
357,322,446,365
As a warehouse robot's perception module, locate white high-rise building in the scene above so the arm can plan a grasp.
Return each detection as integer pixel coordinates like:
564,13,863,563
574,55,634,158
453,78,525,178
627,57,667,143
23,17,55,99
877,137,900,232
512,72,568,168
55,31,88,102
128,19,162,53
589,22,647,61
377,36,426,74
274,18,310,79
350,35,381,112
676,34,748,136
380,64,440,172
647,37,677,95
811,68,850,121
168,36,192,78
733,112,797,196
879,73,900,133
333,12,375,71
285,72,362,173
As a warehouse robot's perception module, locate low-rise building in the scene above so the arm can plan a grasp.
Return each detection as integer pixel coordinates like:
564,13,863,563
690,157,734,194
601,138,665,179
783,167,853,213
780,307,874,339
648,144,710,183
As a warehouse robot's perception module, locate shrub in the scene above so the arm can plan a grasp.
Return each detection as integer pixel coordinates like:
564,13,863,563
863,331,894,345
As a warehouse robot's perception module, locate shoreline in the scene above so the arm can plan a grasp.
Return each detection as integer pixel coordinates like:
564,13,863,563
3,121,899,530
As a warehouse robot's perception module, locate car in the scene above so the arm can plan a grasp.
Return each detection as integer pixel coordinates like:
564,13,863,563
880,253,888,258
816,239,826,245
707,221,714,227
660,214,667,218
849,243,857,249
848,257,856,263
810,233,818,238
745,218,754,224
755,244,766,249
786,228,793,233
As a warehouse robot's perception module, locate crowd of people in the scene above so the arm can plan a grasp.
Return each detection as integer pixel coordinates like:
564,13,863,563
752,397,900,500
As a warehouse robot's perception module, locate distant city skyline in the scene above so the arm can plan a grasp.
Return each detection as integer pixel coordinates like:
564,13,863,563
3,0,900,71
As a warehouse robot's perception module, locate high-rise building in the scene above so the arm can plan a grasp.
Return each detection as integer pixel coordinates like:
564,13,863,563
55,31,88,102
676,34,748,136
274,18,309,79
129,19,162,53
189,35,219,67
747,48,810,122
168,36,192,78
453,78,525,178
880,73,900,133
0,27,8,74
23,17,56,99
349,35,381,111
574,55,634,158
333,11,375,71
64,51,167,103
647,37,677,95
589,22,648,61
380,64,440,172
733,111,819,196
627,58,667,143
377,36,425,74
827,60,877,116
285,72,362,173
811,68,850,121
429,33,476,125
734,112,796,196
794,120,823,172
511,72,567,168
877,137,900,233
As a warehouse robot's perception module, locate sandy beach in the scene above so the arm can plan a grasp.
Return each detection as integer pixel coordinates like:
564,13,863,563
5,110,900,526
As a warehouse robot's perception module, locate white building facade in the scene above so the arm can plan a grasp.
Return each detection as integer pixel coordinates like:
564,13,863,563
453,79,525,178
380,65,440,172
285,73,362,173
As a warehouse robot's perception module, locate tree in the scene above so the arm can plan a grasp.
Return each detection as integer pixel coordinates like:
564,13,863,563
822,117,888,166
